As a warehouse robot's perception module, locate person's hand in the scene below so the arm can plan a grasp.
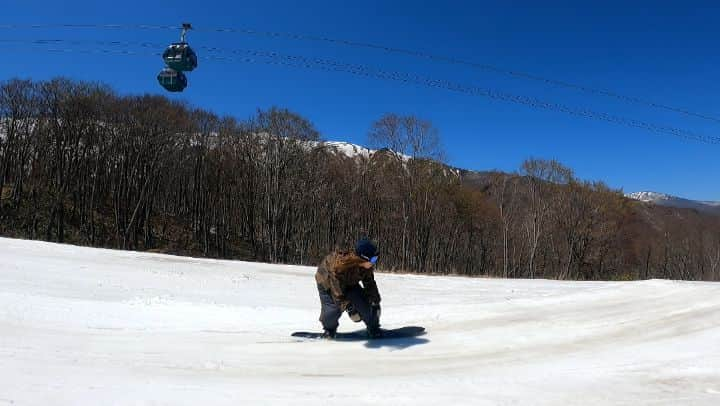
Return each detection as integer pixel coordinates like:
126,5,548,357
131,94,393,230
359,261,373,269
347,305,362,322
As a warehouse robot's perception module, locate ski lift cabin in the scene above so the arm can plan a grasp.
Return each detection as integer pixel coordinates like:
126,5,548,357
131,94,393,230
162,42,198,72
157,68,187,92
156,23,196,92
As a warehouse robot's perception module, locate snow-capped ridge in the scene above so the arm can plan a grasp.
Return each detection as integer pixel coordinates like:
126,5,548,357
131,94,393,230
626,191,671,202
626,191,720,214
310,139,411,161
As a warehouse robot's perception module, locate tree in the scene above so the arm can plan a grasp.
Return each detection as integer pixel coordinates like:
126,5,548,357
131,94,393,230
520,158,573,278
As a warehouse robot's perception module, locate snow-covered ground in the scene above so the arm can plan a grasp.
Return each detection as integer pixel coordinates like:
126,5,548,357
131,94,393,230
1,237,719,405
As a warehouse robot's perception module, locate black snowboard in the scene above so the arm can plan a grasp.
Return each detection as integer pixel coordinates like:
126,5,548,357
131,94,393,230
292,326,425,340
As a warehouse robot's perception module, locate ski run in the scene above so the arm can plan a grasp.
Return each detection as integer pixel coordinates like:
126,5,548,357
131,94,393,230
1,237,719,405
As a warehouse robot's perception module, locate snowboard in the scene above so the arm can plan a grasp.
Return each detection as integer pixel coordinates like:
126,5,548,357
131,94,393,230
291,326,425,341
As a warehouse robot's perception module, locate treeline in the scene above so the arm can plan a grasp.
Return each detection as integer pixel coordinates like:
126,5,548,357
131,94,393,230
480,168,720,281
1,78,718,281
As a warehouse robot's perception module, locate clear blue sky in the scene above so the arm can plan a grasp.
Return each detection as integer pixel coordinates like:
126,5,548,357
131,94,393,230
2,0,719,200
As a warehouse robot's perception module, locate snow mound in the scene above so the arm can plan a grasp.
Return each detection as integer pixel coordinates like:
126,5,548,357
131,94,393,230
1,237,720,405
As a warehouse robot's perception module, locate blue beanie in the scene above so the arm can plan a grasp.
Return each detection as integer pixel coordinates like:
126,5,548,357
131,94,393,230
355,238,378,260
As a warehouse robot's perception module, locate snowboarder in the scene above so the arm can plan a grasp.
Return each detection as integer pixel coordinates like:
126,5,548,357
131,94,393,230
315,238,381,339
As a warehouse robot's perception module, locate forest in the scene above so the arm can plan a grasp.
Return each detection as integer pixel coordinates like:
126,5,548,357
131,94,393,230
1,77,718,280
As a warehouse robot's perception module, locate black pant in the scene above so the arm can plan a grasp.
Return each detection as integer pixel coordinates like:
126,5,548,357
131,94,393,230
318,284,379,332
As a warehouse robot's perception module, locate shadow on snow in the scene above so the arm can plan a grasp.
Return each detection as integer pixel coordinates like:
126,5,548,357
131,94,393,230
363,335,430,350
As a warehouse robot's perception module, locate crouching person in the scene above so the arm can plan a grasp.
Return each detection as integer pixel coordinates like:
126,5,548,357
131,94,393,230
315,238,381,339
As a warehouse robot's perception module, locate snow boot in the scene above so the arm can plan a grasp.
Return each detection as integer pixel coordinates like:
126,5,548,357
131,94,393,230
367,326,382,339
321,329,336,339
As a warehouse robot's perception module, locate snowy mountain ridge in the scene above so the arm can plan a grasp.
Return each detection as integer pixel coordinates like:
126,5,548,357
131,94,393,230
313,139,412,161
313,140,462,177
320,141,717,210
627,191,720,214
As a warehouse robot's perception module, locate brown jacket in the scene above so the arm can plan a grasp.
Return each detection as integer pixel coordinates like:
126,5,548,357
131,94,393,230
315,250,381,310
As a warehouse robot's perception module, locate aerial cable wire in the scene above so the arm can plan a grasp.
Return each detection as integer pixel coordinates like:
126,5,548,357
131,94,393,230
1,22,718,124
2,39,718,145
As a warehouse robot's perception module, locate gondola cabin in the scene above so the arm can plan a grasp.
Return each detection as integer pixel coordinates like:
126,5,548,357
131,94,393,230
157,68,188,92
162,42,198,72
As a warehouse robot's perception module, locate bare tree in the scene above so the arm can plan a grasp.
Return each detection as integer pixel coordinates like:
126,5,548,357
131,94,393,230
2,77,718,281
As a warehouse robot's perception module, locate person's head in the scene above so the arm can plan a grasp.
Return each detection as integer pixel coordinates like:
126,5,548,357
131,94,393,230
355,238,379,265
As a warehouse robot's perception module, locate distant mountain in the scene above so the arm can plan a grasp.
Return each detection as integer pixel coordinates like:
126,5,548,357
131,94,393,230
319,140,463,178
318,140,412,161
315,141,376,159
321,140,720,217
626,191,720,215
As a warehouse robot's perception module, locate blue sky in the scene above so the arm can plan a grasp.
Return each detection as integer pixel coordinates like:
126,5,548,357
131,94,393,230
2,0,719,200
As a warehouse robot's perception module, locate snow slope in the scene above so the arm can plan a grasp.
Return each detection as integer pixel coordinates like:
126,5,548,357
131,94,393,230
1,237,720,405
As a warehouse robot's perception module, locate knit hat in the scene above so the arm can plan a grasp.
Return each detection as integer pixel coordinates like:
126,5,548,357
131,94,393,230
355,238,378,261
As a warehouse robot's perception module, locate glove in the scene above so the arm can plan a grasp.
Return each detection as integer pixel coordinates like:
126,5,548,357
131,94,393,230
371,303,381,320
346,305,362,322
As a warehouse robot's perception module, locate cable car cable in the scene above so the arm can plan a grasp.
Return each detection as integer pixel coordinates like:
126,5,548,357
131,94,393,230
3,40,717,145
1,22,718,124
